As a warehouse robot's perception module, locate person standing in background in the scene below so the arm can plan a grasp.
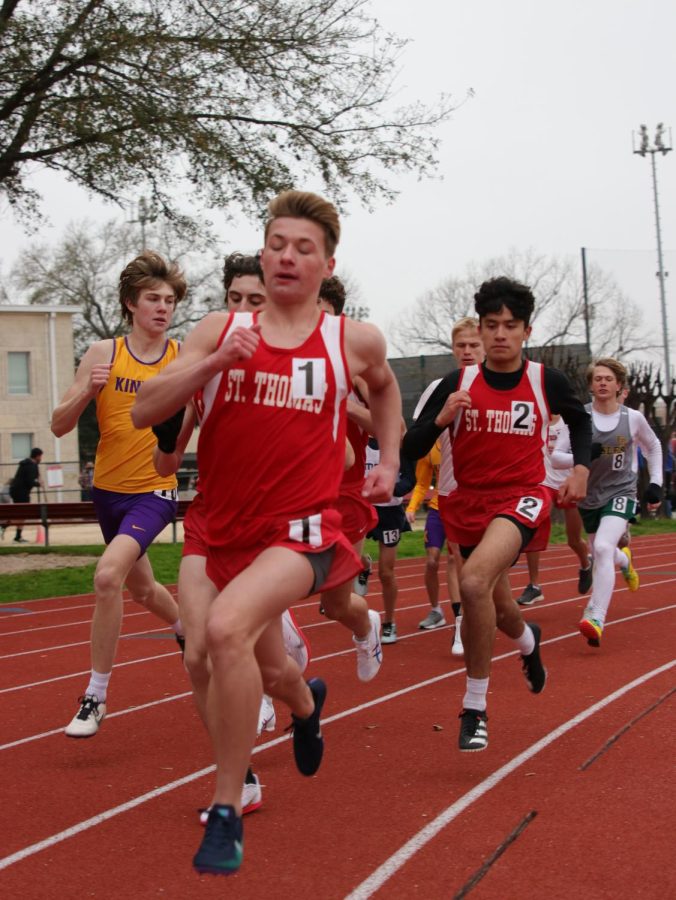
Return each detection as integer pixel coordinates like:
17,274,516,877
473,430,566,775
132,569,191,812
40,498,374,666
5,448,44,543
78,461,95,501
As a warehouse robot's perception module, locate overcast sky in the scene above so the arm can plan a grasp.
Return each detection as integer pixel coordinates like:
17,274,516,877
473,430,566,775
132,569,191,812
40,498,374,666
2,0,675,367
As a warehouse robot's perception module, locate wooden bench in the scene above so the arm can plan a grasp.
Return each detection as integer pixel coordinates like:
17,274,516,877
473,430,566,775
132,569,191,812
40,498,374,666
2,499,193,547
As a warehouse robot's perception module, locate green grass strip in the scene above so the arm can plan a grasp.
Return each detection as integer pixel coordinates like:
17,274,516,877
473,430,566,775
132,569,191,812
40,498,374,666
1,518,674,604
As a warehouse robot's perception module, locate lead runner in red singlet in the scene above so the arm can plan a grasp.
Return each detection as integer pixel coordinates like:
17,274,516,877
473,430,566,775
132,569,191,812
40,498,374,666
150,252,309,823
133,191,402,876
404,277,591,754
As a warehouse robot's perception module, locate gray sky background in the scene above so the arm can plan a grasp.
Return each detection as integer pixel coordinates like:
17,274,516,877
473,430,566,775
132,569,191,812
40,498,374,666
2,0,675,366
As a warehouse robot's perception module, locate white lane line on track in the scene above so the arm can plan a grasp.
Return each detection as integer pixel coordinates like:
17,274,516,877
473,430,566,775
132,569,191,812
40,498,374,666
1,656,673,875
2,575,675,697
344,658,676,900
0,691,193,751
2,538,672,634
2,604,674,755
0,591,177,621
2,534,670,622
0,609,151,638
0,649,180,695
0,625,174,660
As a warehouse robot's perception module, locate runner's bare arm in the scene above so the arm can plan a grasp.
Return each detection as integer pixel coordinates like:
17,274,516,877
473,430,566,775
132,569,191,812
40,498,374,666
345,438,355,471
132,313,260,427
51,340,114,437
558,465,589,505
346,375,375,434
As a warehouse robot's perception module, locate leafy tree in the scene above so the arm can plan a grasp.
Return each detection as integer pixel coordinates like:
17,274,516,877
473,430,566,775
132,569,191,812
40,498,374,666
390,248,655,361
0,0,453,226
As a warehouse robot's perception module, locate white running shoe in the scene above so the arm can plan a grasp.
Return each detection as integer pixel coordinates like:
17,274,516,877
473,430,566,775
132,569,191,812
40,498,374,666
451,615,464,657
240,773,263,815
282,609,310,672
353,609,383,682
65,694,106,738
257,694,276,735
199,774,263,825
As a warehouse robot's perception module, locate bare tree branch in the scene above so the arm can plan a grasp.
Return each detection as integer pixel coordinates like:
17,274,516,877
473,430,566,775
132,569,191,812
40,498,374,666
390,248,654,361
0,0,456,228
10,216,223,359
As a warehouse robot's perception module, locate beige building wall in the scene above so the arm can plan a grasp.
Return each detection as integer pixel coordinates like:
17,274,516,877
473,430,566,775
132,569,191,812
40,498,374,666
0,305,81,498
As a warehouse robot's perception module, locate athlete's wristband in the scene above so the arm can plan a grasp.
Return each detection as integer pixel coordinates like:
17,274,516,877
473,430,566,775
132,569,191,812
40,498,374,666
152,407,185,455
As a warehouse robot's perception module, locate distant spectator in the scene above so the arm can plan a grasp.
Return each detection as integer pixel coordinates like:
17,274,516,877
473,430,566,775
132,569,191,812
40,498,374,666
78,461,95,501
7,448,44,543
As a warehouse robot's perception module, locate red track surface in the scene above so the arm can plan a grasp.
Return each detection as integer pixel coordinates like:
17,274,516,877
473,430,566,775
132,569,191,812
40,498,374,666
1,535,674,899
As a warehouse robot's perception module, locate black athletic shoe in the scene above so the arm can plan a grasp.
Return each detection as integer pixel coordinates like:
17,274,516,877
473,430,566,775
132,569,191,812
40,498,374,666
175,633,185,657
578,566,593,594
193,804,243,876
458,708,488,752
290,677,326,776
517,584,543,606
521,622,547,694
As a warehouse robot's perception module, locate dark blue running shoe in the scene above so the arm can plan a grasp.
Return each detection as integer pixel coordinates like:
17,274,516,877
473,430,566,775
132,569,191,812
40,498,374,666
193,804,243,876
291,677,327,776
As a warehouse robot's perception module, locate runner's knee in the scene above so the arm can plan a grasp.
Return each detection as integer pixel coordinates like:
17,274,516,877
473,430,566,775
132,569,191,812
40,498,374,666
184,645,210,684
205,612,248,660
459,570,488,605
93,561,124,598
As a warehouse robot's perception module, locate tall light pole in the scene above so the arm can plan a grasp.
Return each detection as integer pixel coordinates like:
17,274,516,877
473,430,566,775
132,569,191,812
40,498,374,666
129,196,156,248
633,123,672,380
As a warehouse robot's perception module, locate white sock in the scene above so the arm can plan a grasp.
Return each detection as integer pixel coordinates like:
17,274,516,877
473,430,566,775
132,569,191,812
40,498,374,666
615,548,628,569
514,624,535,656
86,670,111,703
171,618,184,636
463,676,489,711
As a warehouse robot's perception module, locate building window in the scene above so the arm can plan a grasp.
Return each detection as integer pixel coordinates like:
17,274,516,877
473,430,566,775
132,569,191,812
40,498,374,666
8,351,30,394
11,433,33,460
